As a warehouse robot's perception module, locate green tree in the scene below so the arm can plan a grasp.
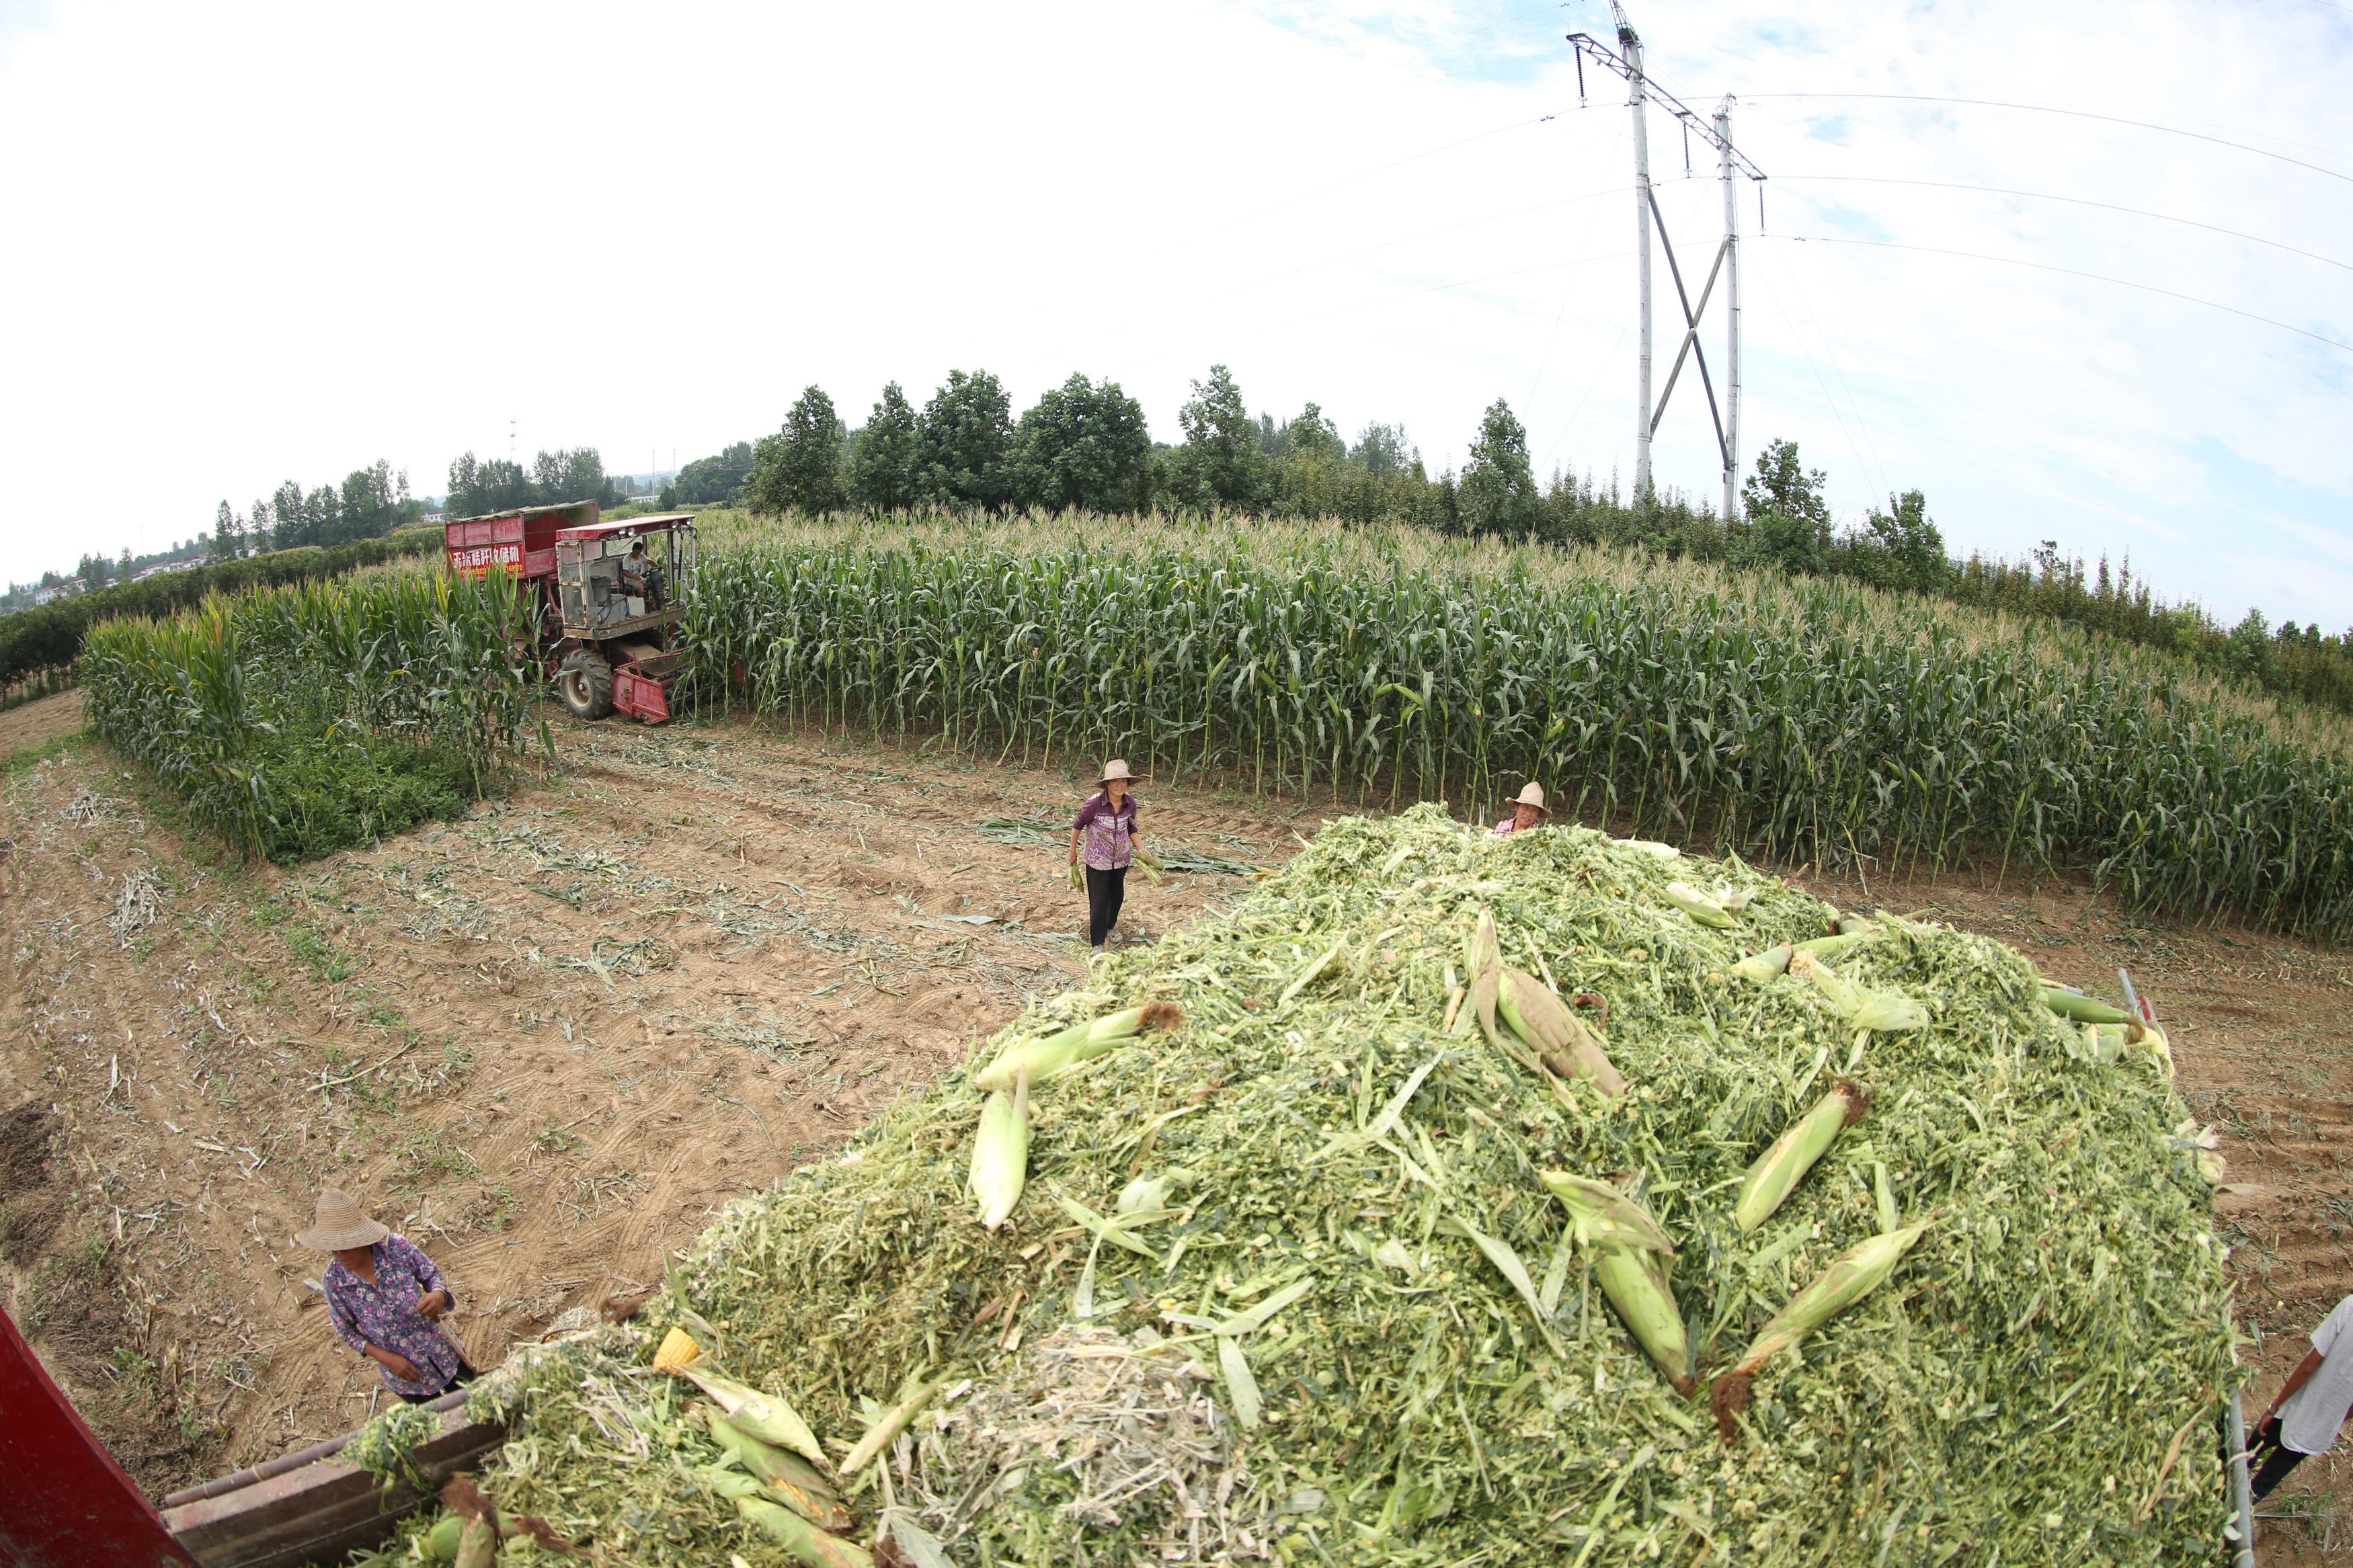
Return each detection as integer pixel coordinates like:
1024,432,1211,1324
1458,399,1541,536
916,370,1016,511
532,448,619,508
1855,489,1947,593
1171,364,1264,509
446,454,535,518
1739,438,1833,575
208,501,242,564
746,386,847,517
1012,374,1153,513
846,383,923,513
674,442,754,505
1351,423,1412,477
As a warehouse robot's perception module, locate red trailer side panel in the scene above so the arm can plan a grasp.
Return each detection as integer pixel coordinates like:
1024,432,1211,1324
0,1303,198,1567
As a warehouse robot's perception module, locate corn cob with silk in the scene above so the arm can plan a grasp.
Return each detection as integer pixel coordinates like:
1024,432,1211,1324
969,1075,1031,1230
974,1001,1184,1092
1735,1080,1870,1232
1540,1171,1689,1393
1496,969,1626,1096
1711,1222,1930,1439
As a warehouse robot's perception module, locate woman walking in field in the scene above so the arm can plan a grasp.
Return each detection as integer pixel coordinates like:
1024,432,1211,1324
1070,760,1146,954
301,1187,476,1403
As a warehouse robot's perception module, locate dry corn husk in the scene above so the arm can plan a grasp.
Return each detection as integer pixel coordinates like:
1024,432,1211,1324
1735,1080,1871,1233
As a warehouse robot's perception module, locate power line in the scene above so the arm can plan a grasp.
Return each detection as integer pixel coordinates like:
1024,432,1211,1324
1767,233,2353,353
1776,175,2353,272
1742,94,2353,185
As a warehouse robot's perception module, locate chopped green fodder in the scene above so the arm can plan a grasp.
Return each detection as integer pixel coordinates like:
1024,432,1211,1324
466,806,2238,1567
344,1401,442,1492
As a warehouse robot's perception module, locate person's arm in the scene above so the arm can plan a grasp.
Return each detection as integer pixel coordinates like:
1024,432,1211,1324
328,1282,424,1383
395,1235,454,1319
2269,1348,2327,1422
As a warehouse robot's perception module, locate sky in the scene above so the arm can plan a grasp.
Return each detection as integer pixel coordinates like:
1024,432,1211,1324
0,0,2346,630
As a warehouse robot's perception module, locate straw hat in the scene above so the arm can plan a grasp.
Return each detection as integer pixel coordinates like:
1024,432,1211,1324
1512,782,1550,815
1100,759,1138,786
296,1188,390,1251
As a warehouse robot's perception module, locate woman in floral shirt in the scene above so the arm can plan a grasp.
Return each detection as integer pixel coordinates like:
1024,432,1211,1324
300,1187,475,1403
1069,759,1147,953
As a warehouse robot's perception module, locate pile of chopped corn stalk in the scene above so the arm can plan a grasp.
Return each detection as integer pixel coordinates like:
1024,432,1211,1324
456,806,2237,1567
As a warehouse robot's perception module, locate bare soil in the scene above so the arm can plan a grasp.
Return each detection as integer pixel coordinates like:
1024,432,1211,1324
3,686,2348,1563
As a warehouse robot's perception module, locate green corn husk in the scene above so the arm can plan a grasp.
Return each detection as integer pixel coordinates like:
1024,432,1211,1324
1135,845,1168,885
1465,907,1504,1044
1068,861,1084,892
969,1077,1031,1229
1712,1222,1931,1439
678,1368,828,1468
1538,1171,1675,1253
1497,968,1626,1096
422,1515,465,1563
1593,1244,1694,1397
1736,1081,1871,1233
736,1495,874,1568
1791,950,1928,1032
1793,930,1871,962
452,1517,495,1568
1663,880,1736,927
2042,986,2130,1024
973,1002,1184,1093
706,1408,850,1530
1730,943,1794,983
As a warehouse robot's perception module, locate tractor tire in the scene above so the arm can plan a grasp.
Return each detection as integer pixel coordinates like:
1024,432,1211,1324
557,650,614,720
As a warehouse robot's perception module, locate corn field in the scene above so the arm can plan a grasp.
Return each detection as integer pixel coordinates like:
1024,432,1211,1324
682,511,2353,939
81,569,545,859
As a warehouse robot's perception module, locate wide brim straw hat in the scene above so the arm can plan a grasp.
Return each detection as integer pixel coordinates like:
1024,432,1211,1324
1513,781,1550,815
1100,759,1142,785
297,1188,391,1251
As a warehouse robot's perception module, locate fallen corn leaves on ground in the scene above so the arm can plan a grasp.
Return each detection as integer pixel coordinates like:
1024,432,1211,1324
448,804,2235,1567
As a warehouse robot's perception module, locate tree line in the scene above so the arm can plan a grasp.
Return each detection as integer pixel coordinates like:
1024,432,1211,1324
697,363,2353,718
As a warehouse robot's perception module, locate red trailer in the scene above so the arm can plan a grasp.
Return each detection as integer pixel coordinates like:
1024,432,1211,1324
442,501,696,725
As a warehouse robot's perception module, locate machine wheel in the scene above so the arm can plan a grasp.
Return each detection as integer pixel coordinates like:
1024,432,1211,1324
557,650,614,720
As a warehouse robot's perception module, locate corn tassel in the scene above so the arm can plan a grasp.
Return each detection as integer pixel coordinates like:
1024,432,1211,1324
1497,969,1626,1096
974,1002,1183,1092
1735,1081,1870,1233
969,1074,1031,1230
1712,1222,1930,1439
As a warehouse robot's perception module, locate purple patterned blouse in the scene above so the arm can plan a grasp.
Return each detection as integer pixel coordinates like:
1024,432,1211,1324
1073,792,1139,870
323,1233,461,1397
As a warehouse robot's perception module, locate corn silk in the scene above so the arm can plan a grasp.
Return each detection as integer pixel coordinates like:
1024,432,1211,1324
461,807,2237,1567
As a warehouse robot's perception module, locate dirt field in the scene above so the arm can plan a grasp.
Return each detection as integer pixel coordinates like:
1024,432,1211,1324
3,685,2350,1562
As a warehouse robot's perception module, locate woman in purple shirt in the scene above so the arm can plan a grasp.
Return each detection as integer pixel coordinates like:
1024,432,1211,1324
300,1188,475,1403
1069,759,1147,953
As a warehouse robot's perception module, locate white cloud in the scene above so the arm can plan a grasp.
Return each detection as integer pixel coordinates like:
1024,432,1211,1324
0,0,2344,628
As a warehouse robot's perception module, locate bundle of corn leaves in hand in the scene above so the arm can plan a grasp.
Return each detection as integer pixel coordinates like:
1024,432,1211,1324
465,805,2236,1567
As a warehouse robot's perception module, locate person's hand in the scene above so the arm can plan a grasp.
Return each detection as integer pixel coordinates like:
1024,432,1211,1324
411,1289,451,1321
372,1347,424,1383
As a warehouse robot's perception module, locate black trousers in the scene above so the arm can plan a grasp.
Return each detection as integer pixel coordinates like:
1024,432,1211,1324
396,1356,478,1406
1086,865,1127,947
2249,1415,2309,1502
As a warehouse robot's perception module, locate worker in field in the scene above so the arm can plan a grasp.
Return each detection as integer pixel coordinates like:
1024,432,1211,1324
1070,759,1146,954
301,1188,477,1404
1494,781,1550,835
620,539,662,609
2249,1291,2353,1501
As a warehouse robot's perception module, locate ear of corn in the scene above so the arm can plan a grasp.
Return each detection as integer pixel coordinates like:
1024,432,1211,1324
1792,930,1870,962
735,1495,874,1568
1067,862,1084,893
678,1367,828,1468
452,1516,496,1568
1730,944,1794,983
652,1324,702,1373
838,1378,940,1476
1734,1081,1871,1232
1134,845,1167,884
2042,987,2130,1024
969,1078,1031,1229
1790,950,1927,1032
973,1002,1183,1092
1593,1244,1693,1397
1663,880,1735,927
1539,1171,1675,1254
705,1409,851,1530
1497,970,1626,1096
1712,1221,1931,1439
1466,909,1503,1044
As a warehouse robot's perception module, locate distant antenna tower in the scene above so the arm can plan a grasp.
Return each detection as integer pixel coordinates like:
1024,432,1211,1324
510,417,517,465
1568,7,1764,516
